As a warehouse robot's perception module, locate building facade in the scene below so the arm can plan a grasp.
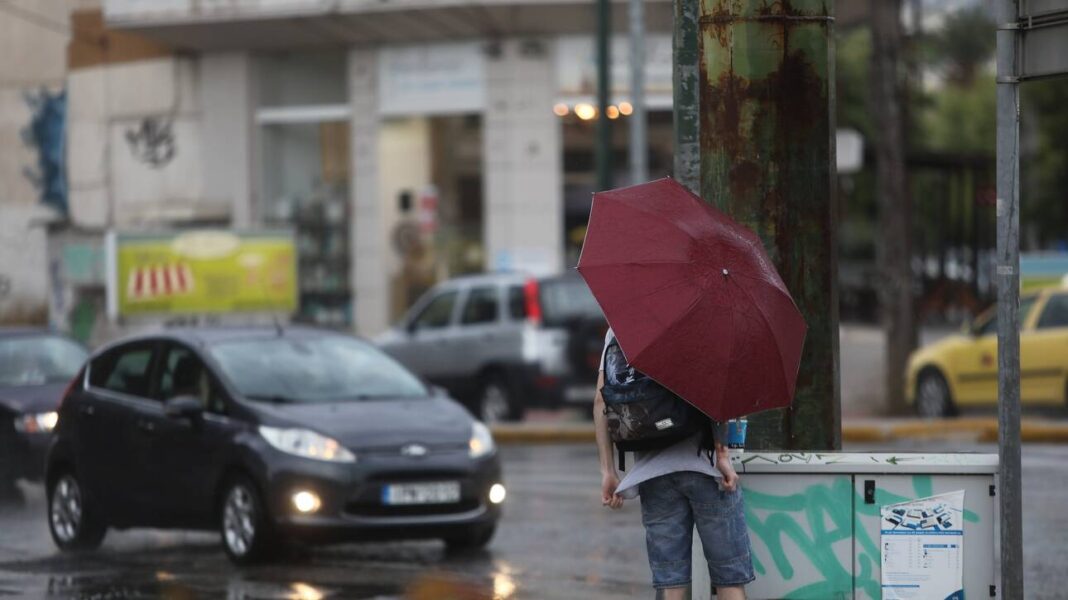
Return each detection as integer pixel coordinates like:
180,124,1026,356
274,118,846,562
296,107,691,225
49,0,683,338
0,1,91,325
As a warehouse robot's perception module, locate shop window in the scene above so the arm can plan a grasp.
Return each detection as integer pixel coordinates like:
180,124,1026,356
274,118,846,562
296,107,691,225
257,52,352,327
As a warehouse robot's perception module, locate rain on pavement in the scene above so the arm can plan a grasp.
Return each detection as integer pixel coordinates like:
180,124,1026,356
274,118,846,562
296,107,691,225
0,444,650,600
2,442,1067,599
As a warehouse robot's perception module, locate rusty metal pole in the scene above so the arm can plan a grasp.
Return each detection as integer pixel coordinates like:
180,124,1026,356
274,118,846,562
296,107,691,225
697,0,840,450
673,0,699,193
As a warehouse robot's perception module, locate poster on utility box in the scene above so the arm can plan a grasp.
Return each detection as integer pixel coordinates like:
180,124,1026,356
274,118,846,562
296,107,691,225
880,490,965,600
107,230,297,318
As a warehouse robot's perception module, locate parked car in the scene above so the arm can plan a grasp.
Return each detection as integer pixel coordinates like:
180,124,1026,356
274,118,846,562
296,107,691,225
0,329,88,495
45,326,503,563
906,286,1068,416
376,272,609,422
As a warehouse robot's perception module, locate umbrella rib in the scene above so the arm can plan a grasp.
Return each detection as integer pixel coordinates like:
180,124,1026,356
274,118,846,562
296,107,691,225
722,268,794,301
631,289,705,365
606,198,701,244
580,263,696,301
727,275,795,398
578,259,692,269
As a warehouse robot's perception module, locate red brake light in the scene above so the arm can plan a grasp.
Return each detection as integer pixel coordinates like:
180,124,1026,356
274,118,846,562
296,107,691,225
524,278,542,325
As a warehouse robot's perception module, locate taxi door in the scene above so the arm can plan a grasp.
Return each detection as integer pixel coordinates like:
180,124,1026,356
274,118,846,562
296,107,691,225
1021,291,1068,405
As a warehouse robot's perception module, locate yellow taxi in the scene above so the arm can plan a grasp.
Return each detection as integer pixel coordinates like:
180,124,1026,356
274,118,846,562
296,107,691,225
906,287,1068,416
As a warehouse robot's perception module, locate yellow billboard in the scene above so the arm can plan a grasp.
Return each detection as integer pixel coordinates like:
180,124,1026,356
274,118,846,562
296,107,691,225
107,230,297,317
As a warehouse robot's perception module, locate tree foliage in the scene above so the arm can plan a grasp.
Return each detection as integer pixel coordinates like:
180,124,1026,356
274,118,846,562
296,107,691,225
1022,77,1068,248
927,6,996,87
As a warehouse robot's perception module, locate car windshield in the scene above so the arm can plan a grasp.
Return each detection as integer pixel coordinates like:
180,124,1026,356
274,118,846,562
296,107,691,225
0,335,88,387
540,277,604,326
209,335,429,403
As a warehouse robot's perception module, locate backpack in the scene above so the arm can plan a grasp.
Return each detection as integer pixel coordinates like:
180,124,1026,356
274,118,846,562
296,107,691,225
600,336,710,470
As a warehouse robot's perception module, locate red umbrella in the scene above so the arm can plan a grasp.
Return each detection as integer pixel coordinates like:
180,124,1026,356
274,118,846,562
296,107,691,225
577,177,807,421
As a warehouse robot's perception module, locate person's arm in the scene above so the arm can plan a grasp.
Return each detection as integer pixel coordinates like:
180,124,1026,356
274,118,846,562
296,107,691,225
713,428,740,491
593,369,624,508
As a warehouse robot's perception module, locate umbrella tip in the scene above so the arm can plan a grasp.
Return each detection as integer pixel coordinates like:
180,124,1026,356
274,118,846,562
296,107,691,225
722,268,729,276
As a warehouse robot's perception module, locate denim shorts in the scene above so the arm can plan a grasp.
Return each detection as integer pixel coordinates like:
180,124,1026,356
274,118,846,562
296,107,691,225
638,471,755,589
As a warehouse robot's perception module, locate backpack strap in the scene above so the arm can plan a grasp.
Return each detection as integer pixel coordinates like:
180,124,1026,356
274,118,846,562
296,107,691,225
617,446,626,472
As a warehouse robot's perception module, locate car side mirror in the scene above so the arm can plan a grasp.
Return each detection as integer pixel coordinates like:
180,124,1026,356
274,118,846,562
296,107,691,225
165,395,203,420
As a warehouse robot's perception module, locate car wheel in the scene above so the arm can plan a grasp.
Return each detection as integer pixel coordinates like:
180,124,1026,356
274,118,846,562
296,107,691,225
915,370,954,418
47,470,106,551
480,376,522,423
444,523,496,552
220,476,273,564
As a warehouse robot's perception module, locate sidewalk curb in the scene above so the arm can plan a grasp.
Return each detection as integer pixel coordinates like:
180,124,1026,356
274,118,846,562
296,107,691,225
490,419,1068,445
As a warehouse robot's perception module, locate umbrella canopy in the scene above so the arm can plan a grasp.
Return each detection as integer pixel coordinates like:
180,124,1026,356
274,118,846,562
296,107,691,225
577,178,807,421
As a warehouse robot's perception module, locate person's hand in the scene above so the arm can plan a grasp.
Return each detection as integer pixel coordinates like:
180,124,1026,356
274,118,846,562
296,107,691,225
716,451,740,492
601,472,625,509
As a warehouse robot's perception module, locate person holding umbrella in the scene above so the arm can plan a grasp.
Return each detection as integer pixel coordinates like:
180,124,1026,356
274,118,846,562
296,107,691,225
580,179,808,599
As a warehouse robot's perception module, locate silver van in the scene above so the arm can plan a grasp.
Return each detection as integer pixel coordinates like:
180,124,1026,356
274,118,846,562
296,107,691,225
376,273,607,422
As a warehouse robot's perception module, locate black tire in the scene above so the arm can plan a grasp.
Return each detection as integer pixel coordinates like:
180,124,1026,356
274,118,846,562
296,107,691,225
444,523,496,552
479,375,523,423
47,469,106,551
219,475,275,565
915,369,955,418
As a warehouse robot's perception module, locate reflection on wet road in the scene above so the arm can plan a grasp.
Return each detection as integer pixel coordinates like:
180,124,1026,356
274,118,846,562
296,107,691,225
2,442,1068,598
0,445,649,600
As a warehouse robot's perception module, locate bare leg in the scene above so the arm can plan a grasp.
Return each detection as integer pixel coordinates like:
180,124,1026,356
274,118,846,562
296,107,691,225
715,586,746,600
656,587,688,600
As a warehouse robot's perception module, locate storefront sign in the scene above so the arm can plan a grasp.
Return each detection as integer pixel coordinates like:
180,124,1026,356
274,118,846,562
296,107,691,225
555,34,674,107
106,230,297,318
378,42,485,116
880,490,965,599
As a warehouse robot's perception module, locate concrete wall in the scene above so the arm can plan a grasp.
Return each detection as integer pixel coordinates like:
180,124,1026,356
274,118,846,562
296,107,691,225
0,0,74,323
483,38,563,276
67,56,219,228
200,52,255,227
349,48,387,336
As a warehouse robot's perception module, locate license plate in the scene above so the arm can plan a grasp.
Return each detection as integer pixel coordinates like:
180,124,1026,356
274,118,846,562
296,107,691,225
564,385,597,403
382,482,461,505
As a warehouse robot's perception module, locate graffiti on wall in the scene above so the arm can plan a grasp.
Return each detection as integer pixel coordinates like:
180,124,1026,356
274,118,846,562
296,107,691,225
743,474,981,598
21,88,68,215
125,117,176,168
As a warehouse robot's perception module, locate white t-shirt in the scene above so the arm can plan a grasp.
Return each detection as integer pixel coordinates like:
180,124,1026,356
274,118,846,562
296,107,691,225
600,329,720,499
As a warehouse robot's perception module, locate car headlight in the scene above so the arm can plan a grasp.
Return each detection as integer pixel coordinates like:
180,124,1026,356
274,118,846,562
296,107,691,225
13,411,58,434
258,426,356,463
469,421,496,458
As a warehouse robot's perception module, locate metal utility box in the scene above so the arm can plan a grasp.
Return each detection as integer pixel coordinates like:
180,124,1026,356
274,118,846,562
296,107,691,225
692,453,998,599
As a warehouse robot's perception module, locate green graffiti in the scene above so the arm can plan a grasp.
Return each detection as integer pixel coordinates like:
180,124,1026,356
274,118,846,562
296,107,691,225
744,476,854,598
743,475,980,599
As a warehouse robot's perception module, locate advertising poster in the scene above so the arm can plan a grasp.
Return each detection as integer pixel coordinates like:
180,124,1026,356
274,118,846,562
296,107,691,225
107,230,297,317
881,490,965,600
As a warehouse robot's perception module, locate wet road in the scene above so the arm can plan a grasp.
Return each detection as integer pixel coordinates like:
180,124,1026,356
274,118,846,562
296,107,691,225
1,442,1067,599
0,444,651,600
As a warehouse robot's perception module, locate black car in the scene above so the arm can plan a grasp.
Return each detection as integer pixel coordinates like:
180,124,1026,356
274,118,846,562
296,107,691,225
45,326,504,563
0,329,88,496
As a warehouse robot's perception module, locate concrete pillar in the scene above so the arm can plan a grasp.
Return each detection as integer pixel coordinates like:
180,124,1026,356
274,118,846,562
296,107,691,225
348,48,388,336
483,39,562,276
201,52,255,227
